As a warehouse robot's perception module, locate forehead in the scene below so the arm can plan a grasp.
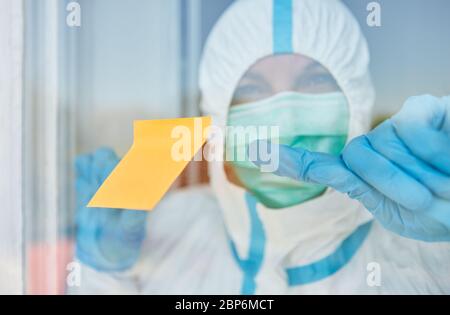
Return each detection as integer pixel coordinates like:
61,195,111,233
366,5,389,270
239,54,325,80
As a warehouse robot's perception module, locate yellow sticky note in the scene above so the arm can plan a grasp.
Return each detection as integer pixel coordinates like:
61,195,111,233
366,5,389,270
88,116,211,210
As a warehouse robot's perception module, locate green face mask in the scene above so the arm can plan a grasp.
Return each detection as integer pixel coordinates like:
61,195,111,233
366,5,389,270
226,91,349,209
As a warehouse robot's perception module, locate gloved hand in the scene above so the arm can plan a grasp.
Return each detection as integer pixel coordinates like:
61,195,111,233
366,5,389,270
253,95,450,242
75,148,148,271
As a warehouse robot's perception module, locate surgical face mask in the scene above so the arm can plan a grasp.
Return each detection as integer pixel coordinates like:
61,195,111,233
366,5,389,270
225,91,349,209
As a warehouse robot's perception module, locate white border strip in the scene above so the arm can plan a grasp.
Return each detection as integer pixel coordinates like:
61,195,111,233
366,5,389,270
0,0,24,295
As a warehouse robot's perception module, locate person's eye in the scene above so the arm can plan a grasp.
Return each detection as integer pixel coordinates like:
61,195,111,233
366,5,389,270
296,74,340,93
308,74,336,86
231,85,270,105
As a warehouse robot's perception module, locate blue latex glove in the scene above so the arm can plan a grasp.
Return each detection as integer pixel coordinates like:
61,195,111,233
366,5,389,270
75,148,148,271
253,95,450,242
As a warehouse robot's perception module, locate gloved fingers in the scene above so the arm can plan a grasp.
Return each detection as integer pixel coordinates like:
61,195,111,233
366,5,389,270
368,199,409,237
342,136,433,211
75,148,119,210
392,122,450,176
75,153,93,182
251,141,415,218
120,210,148,231
391,94,450,175
75,147,118,184
366,199,446,242
426,198,450,230
249,140,354,186
367,120,450,199
75,179,96,208
252,141,375,199
251,140,343,183
392,95,449,132
75,153,97,207
93,147,118,160
92,147,119,184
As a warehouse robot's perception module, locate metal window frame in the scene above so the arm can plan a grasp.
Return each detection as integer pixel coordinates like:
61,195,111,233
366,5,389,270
22,0,78,294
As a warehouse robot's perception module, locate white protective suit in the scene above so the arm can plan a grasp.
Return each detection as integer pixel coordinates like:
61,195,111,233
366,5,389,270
74,0,450,294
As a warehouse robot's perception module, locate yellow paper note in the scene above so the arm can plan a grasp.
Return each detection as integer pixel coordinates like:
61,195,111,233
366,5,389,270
88,116,211,210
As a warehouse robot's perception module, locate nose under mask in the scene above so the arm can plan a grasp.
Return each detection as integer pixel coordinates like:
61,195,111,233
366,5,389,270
225,91,349,209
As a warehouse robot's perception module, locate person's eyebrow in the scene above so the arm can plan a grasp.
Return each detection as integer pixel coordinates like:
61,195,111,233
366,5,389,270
239,72,269,85
292,62,331,85
305,62,326,71
303,62,326,74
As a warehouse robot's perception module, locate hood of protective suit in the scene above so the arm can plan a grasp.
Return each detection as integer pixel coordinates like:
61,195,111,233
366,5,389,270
199,0,375,293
